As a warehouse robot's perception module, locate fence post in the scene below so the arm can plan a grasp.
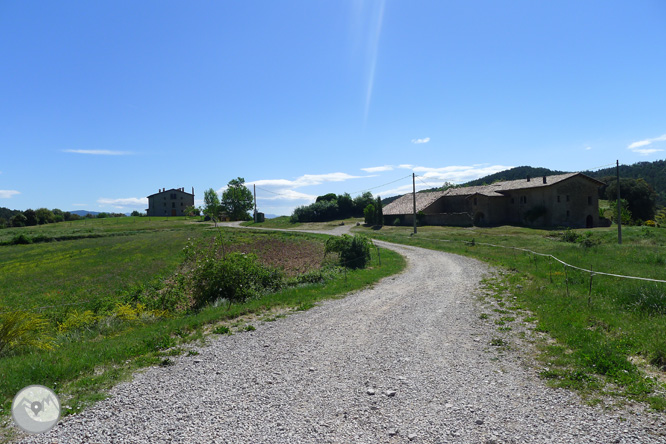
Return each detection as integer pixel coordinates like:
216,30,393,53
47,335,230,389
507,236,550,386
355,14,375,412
588,273,594,307
564,265,569,297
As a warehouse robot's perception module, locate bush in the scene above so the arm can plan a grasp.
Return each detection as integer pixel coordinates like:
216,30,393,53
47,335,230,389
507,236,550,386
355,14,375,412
11,234,32,245
324,234,371,269
187,252,284,309
0,309,55,356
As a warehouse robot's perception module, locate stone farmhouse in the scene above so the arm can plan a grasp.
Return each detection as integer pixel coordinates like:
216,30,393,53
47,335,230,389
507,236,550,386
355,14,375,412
146,187,195,217
383,173,605,228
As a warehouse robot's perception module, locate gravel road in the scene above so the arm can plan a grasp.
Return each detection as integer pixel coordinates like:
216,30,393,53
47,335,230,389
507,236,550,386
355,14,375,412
17,241,666,443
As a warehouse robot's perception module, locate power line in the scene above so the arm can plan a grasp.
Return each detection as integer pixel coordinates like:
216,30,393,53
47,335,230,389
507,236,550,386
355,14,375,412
414,175,440,189
350,174,413,195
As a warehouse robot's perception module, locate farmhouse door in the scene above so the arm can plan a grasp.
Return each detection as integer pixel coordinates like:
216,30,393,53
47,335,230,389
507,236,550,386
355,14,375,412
171,209,177,216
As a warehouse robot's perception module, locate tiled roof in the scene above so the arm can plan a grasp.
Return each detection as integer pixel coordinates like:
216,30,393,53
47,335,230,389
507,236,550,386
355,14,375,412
382,173,602,215
383,190,447,215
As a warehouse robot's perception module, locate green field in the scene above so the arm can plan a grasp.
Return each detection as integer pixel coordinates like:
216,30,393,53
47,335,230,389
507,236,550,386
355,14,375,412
0,218,405,430
355,223,666,409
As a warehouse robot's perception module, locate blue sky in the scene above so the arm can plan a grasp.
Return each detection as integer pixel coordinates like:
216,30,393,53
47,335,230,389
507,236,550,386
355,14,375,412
1,1,665,216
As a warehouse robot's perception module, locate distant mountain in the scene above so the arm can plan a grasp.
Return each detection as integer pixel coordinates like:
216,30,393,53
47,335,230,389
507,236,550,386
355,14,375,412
70,210,101,217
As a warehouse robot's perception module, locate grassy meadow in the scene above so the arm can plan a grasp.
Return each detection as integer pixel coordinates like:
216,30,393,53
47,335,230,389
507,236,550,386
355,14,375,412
355,222,666,409
0,217,405,429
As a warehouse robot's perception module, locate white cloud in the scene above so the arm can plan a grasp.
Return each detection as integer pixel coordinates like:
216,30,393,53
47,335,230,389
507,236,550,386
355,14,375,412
361,165,394,173
249,172,365,190
63,149,133,156
0,190,20,198
413,164,513,183
628,134,666,155
97,197,148,208
258,189,317,202
584,146,592,151
411,137,431,144
398,164,414,170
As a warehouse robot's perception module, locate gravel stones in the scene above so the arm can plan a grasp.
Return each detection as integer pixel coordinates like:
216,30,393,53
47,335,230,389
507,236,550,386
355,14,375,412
15,241,666,443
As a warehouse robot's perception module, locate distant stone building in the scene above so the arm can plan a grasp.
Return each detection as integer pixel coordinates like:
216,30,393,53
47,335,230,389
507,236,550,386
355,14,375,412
146,187,195,217
383,173,605,228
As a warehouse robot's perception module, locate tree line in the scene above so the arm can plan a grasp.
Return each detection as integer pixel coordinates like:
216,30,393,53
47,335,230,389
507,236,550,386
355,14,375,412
290,192,383,225
0,208,143,229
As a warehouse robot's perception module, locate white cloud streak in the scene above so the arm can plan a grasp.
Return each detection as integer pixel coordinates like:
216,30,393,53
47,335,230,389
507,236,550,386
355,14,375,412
628,134,666,155
0,190,20,198
361,165,394,173
411,137,431,144
363,0,385,124
97,197,148,208
63,149,133,156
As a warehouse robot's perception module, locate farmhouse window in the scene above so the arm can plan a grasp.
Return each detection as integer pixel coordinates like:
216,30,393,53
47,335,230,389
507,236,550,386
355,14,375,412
557,195,560,203
511,198,515,204
170,193,177,200
566,195,570,202
172,202,175,208
473,197,477,205
588,196,592,205
566,210,570,218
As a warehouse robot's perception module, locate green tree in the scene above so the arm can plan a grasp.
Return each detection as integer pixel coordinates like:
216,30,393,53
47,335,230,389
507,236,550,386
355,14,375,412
52,208,64,223
337,193,354,218
375,196,383,226
10,213,27,227
364,204,376,225
222,177,254,221
203,188,222,226
353,192,375,217
184,205,200,217
605,178,656,222
23,209,38,226
35,208,55,224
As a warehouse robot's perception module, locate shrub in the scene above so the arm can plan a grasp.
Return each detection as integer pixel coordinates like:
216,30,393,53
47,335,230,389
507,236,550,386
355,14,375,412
560,228,581,243
58,310,99,333
11,234,32,245
324,234,371,269
187,252,284,309
0,309,55,355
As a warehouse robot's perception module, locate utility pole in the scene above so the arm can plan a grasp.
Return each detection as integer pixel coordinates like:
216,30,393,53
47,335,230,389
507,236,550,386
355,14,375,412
412,173,417,234
617,160,622,245
253,184,257,222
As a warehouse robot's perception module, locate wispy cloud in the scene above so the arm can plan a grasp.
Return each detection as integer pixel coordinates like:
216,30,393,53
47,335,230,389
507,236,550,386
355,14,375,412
63,149,133,156
584,146,592,151
97,197,148,208
361,165,394,173
411,137,431,144
354,0,386,124
628,134,666,155
245,172,368,204
0,190,20,199
250,172,365,189
371,164,513,197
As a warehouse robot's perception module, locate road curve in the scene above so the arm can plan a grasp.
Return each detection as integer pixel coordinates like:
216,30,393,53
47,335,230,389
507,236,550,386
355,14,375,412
17,241,666,443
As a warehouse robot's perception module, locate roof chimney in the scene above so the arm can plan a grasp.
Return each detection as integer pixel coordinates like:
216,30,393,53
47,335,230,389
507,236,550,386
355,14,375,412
526,175,530,182
543,176,547,184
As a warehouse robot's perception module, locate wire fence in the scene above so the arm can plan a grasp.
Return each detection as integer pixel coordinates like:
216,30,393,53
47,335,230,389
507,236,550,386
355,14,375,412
395,233,666,284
